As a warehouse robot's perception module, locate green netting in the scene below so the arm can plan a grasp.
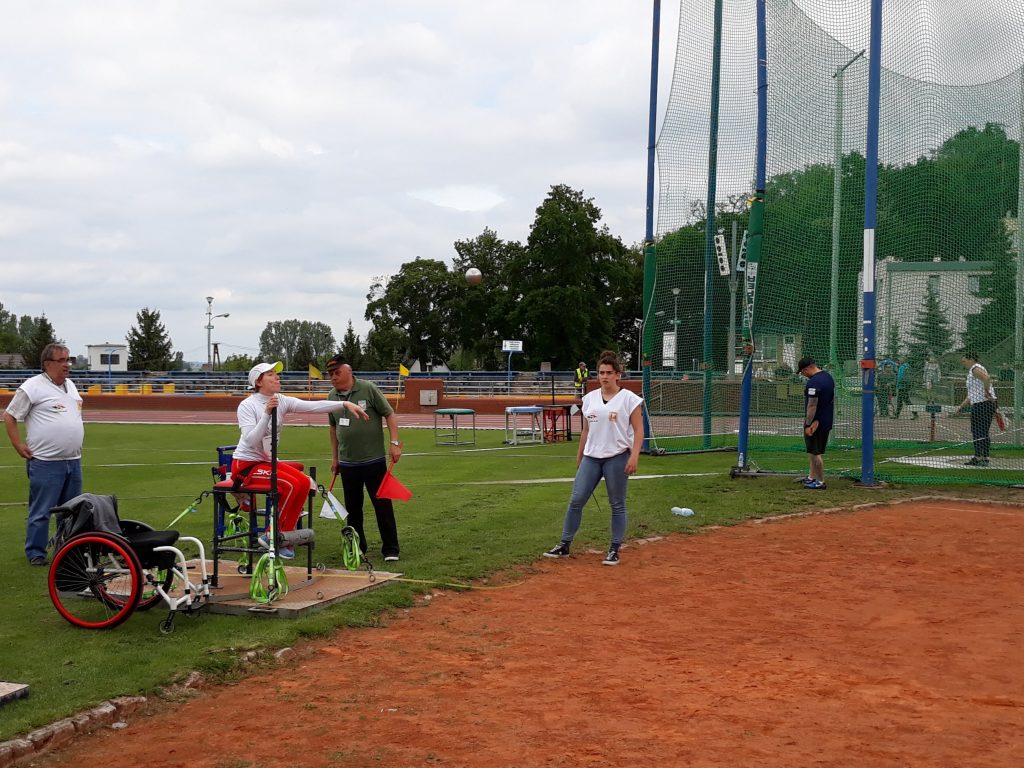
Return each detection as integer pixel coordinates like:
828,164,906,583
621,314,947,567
649,0,1024,484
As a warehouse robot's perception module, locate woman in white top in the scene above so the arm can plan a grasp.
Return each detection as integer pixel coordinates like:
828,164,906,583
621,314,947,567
234,362,368,558
543,351,644,566
958,352,996,466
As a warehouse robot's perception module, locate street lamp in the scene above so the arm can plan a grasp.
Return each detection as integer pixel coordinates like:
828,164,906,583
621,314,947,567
671,287,681,372
205,297,230,370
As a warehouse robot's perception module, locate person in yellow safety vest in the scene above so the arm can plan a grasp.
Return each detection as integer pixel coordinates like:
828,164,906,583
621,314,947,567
573,361,589,399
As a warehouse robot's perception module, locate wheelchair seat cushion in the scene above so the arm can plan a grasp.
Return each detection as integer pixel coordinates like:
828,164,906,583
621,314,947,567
124,529,180,569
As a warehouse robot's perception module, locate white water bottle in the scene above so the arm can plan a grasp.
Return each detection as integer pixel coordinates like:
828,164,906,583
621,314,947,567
671,506,694,516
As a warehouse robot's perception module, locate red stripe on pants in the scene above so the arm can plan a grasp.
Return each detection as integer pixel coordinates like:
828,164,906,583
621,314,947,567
231,460,309,532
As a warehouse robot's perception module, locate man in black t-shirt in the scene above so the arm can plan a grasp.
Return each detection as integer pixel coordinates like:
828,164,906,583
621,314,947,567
798,356,834,490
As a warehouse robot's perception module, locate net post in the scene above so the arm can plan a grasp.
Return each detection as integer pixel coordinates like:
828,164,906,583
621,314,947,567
859,0,884,487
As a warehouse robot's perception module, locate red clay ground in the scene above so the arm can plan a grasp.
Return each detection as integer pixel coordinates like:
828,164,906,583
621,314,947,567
41,500,1024,767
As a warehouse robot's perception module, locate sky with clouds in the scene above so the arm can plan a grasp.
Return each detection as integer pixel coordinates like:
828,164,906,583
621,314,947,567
0,1,682,365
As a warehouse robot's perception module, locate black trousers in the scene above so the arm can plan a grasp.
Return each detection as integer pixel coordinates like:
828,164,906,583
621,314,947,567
969,400,996,458
339,460,400,557
893,387,911,416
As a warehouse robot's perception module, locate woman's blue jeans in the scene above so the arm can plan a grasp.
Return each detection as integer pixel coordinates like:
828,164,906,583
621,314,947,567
560,450,630,547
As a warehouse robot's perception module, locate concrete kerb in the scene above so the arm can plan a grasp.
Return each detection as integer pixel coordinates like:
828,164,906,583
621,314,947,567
0,696,145,768
0,640,304,768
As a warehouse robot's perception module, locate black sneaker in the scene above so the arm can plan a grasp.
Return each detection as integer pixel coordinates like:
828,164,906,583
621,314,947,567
602,548,620,566
543,542,570,558
964,457,982,466
28,556,49,567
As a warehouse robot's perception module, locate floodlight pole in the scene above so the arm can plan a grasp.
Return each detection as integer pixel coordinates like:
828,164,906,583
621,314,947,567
830,49,865,370
205,296,229,371
206,297,214,369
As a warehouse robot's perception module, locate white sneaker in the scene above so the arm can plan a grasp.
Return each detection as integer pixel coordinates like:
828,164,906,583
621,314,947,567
384,555,400,562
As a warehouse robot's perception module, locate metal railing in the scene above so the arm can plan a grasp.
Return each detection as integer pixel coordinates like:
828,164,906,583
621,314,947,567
0,369,585,399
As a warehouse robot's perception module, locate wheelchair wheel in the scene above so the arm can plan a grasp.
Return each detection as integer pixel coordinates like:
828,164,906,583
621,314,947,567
49,533,143,629
120,520,175,612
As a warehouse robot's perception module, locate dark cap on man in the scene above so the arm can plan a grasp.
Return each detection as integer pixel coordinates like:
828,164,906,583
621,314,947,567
325,354,347,372
797,356,815,373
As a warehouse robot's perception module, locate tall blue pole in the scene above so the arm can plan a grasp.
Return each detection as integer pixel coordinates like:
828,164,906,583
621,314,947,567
860,0,883,485
640,0,661,452
736,0,768,471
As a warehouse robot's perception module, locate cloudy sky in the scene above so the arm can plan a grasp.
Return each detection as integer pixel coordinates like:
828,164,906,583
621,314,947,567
1,1,682,365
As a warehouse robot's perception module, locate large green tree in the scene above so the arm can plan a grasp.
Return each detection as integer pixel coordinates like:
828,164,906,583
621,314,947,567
362,324,409,371
221,353,256,372
338,320,364,370
449,228,523,370
907,280,954,372
365,259,457,367
126,308,175,370
259,320,336,370
0,303,19,354
20,316,60,369
504,184,631,368
364,186,640,371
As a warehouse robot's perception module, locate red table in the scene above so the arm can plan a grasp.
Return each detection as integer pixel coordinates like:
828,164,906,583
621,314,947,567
542,405,573,443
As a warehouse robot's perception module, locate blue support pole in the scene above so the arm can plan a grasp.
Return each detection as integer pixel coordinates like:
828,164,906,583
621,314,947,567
736,0,768,471
860,0,883,485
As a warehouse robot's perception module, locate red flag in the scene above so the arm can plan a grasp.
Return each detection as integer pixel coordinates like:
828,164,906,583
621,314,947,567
376,465,413,501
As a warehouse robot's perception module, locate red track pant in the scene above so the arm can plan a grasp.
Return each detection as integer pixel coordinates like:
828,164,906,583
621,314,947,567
231,459,311,533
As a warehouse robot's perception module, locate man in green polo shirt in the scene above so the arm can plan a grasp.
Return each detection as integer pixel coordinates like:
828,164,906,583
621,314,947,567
326,354,403,562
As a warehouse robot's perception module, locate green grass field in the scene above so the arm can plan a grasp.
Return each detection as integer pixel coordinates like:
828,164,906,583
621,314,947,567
0,422,1019,740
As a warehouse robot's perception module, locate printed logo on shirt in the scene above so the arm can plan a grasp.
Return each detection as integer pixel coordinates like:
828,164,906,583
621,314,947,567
51,404,69,413
586,413,599,422
808,388,817,396
358,400,367,410
609,412,619,422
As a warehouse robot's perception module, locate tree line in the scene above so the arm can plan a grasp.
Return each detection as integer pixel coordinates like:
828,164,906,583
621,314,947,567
654,122,1019,377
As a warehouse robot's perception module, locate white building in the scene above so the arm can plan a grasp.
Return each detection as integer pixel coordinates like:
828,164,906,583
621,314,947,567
859,257,994,358
86,343,129,372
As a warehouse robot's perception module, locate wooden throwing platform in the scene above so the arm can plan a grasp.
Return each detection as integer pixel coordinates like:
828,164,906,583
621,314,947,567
199,560,401,619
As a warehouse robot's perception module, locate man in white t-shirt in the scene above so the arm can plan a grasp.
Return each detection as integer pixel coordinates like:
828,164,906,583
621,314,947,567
3,343,84,565
958,352,997,466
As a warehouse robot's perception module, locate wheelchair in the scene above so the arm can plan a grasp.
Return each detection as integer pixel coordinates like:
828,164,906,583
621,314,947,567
47,493,210,634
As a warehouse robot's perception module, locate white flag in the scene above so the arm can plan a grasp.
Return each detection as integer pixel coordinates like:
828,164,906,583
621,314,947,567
319,491,348,520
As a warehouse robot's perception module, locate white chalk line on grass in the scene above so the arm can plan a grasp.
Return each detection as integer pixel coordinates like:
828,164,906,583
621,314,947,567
453,472,719,486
